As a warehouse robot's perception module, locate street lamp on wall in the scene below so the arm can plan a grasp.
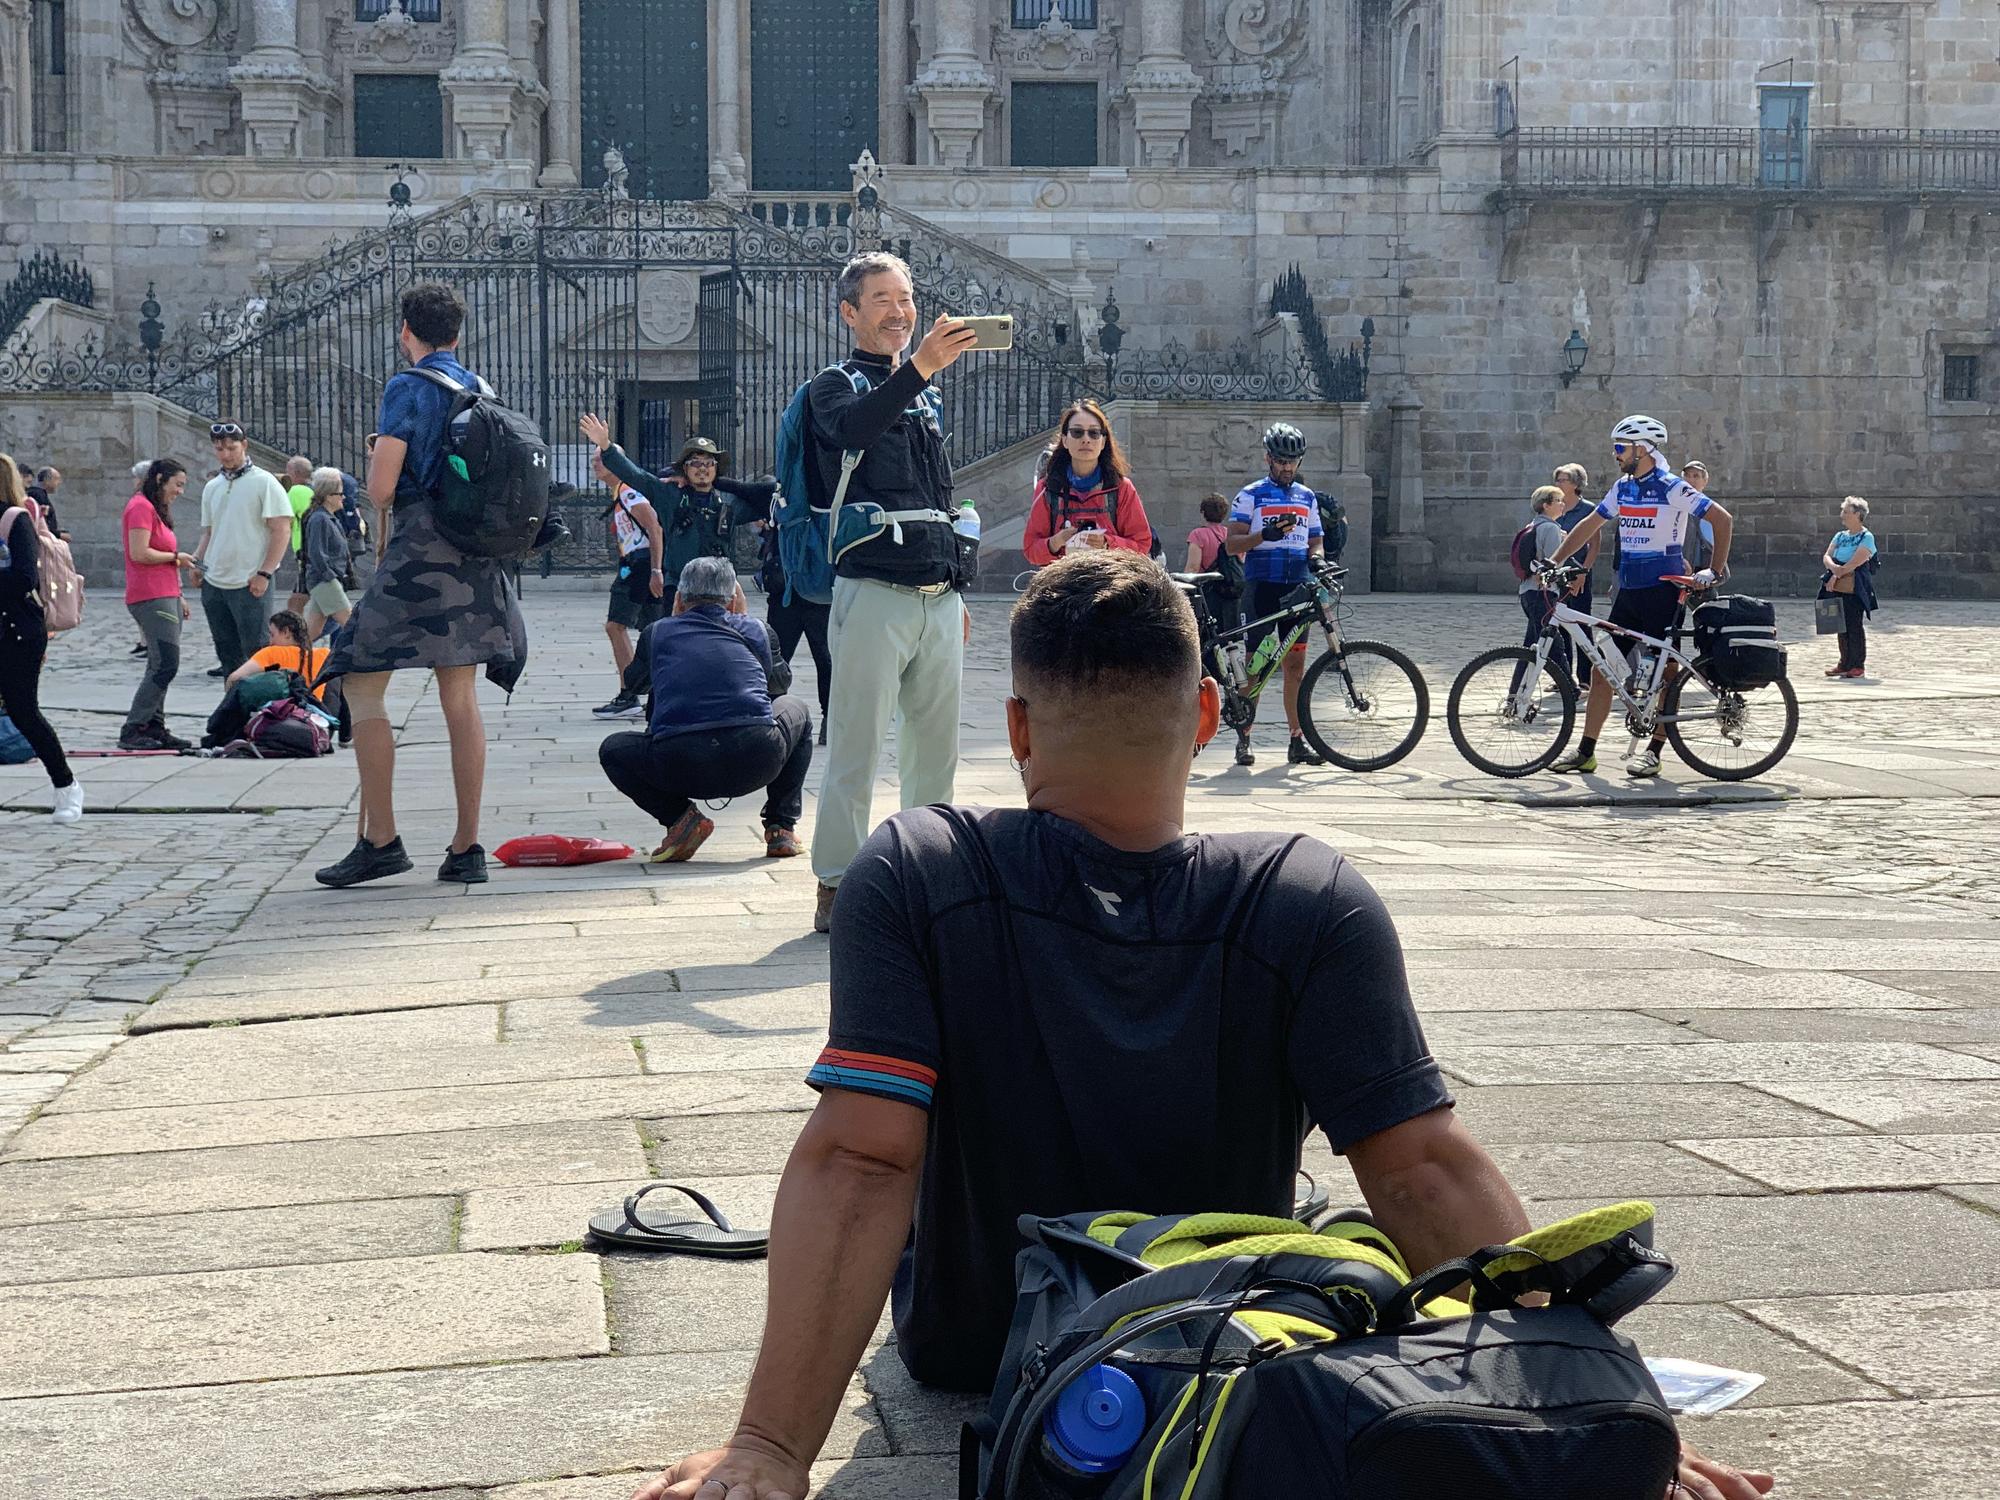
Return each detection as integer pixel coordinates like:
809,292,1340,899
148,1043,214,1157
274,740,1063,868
1559,329,1589,388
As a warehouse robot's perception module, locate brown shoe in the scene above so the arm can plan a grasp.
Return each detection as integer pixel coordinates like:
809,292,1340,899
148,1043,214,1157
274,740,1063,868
814,881,837,934
649,809,715,863
764,825,801,858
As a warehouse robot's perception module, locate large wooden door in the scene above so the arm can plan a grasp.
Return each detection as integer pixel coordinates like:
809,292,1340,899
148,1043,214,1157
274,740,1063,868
750,0,880,191
581,0,709,199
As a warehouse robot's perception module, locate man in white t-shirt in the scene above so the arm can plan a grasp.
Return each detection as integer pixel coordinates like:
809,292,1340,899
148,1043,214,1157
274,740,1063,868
191,422,294,675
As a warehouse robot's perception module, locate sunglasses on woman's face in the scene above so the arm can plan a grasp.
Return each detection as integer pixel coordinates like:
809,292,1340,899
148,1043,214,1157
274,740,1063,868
1066,426,1105,440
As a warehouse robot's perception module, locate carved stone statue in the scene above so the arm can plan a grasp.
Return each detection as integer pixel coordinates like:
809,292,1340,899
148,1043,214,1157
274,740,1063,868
601,144,630,199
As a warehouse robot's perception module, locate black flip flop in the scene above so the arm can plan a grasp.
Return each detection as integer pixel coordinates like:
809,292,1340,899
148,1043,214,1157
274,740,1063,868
585,1182,769,1258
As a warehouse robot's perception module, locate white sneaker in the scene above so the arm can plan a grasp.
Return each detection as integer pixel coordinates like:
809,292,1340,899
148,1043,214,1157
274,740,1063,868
1626,748,1663,778
51,782,85,824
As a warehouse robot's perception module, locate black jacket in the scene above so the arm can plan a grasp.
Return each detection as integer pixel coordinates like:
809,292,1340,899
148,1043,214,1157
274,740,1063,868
809,350,957,587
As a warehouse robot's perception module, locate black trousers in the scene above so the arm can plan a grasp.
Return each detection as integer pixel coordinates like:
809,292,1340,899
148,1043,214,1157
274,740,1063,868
1821,586,1867,670
599,696,813,830
0,614,73,788
766,592,832,716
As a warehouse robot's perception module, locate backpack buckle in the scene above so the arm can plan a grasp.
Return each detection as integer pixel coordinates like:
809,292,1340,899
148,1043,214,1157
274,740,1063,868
1020,1345,1050,1392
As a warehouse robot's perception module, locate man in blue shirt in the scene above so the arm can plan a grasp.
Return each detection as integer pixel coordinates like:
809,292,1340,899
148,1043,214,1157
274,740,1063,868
598,556,814,862
1223,422,1324,767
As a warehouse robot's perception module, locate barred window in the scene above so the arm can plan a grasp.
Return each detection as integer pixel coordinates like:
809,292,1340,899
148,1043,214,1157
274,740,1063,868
1012,0,1097,28
1943,354,1981,403
356,0,441,21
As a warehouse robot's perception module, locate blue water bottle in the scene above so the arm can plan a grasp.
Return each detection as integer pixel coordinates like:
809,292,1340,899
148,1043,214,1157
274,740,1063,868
1038,1363,1146,1494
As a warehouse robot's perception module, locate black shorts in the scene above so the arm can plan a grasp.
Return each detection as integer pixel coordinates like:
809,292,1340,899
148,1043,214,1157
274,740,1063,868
1245,578,1310,656
608,553,664,630
1607,582,1682,645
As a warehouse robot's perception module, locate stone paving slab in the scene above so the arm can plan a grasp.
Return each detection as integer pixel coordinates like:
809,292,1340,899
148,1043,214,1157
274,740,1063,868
1439,1040,2000,1086
1406,969,1940,1011
1663,1006,2000,1047
460,1174,780,1253
1676,1133,1984,1191
1756,1079,2000,1133
0,1353,885,1500
1736,1289,2000,1399
0,1120,649,1227
492,1457,959,1500
503,985,832,1044
1696,1393,2000,1498
0,1251,608,1398
2,1070,809,1160
1850,971,2000,1005
0,1196,454,1287
1616,1302,1894,1408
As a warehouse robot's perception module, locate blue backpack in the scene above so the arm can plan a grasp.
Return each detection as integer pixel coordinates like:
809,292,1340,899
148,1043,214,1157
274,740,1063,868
773,363,952,605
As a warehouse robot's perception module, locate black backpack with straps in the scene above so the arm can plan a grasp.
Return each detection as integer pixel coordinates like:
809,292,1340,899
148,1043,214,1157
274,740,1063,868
408,366,552,560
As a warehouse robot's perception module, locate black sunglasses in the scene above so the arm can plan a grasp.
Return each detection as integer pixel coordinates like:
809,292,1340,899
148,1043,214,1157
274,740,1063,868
211,423,245,439
1065,426,1105,440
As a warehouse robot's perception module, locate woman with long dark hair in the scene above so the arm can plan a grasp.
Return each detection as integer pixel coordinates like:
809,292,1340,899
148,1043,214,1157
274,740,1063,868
121,459,196,750
0,453,81,819
1022,399,1153,565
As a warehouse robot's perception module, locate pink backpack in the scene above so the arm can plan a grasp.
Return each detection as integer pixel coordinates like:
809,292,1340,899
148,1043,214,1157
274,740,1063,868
1,499,83,632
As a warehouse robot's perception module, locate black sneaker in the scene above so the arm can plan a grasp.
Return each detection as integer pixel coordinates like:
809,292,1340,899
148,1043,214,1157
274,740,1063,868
147,719,193,752
314,837,414,889
1288,736,1325,766
117,724,166,751
438,844,489,884
205,666,226,678
1234,733,1255,767
129,642,149,657
592,693,640,719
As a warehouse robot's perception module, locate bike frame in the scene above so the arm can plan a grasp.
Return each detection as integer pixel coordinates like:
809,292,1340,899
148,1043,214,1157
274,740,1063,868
1207,577,1343,701
1517,592,1706,729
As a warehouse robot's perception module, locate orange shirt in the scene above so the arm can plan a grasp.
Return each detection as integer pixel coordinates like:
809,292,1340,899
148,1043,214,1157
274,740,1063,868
248,644,330,700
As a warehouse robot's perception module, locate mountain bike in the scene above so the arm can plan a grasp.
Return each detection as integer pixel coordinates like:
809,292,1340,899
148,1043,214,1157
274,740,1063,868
1174,558,1429,772
1445,562,1798,780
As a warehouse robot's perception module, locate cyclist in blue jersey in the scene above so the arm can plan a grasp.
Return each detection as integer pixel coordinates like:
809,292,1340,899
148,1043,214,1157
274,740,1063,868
1548,415,1734,777
1223,423,1325,768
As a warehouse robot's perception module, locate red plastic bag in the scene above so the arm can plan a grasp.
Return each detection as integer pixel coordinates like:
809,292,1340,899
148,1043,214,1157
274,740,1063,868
492,835,635,867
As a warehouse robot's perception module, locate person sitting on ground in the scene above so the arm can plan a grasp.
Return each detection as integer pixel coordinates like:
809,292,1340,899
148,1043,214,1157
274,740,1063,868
224,610,329,700
203,610,337,749
301,467,355,642
627,550,1772,1500
598,556,813,863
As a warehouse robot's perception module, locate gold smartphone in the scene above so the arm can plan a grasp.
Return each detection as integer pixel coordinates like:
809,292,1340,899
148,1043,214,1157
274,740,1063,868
961,315,1014,351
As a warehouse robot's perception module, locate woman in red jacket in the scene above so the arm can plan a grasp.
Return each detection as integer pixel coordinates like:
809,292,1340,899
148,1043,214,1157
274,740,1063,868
1022,399,1152,565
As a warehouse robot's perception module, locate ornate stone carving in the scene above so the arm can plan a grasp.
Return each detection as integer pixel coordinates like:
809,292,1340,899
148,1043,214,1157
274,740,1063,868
637,269,698,348
1204,0,1309,82
126,0,224,51
326,7,457,67
601,145,630,199
998,13,1109,70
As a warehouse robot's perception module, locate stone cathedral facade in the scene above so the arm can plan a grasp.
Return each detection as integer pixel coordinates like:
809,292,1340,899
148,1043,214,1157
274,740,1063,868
1,0,1996,594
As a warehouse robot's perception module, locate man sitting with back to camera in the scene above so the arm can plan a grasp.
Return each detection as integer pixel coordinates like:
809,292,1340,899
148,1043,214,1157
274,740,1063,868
598,556,812,863
629,551,1771,1500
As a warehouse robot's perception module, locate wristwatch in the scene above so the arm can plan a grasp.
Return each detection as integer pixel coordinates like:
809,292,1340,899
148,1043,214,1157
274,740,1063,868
256,569,275,581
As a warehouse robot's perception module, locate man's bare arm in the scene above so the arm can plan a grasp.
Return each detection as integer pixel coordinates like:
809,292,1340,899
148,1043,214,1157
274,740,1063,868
632,1089,925,1500
1345,1105,1528,1276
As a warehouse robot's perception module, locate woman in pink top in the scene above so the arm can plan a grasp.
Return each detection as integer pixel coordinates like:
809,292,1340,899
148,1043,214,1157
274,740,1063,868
121,459,196,751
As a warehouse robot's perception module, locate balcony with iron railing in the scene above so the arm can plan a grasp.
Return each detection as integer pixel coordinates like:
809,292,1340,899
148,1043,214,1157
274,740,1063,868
1496,125,2000,198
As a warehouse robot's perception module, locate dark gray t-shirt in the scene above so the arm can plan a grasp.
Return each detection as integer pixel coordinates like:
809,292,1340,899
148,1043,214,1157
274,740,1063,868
808,805,1452,1392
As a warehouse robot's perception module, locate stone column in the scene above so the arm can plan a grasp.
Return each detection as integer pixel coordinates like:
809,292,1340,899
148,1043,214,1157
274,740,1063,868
0,0,30,153
709,0,748,194
539,0,581,185
1123,0,1202,168
912,0,993,167
442,0,529,162
879,0,911,165
230,0,322,156
1377,390,1436,592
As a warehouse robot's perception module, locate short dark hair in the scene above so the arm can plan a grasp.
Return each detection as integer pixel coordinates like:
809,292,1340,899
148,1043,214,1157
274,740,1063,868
1011,552,1199,705
400,282,465,349
1199,492,1230,524
837,251,912,309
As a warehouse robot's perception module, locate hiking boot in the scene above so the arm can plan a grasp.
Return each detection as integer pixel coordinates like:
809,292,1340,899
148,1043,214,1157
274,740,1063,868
1288,735,1324,767
1626,747,1663,778
118,723,167,751
315,836,413,888
438,843,489,884
592,692,641,719
1550,747,1597,774
1824,664,1848,677
648,808,714,863
764,825,801,859
814,881,837,934
147,719,193,752
1233,733,1255,767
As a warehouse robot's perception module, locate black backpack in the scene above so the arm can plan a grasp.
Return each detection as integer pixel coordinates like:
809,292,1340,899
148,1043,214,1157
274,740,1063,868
967,1201,1680,1500
409,366,552,560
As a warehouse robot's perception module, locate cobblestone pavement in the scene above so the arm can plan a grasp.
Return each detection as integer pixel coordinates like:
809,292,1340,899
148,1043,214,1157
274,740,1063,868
2,586,1998,1499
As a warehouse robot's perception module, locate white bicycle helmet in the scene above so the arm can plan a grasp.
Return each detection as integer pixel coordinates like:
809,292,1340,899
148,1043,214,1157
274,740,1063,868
1263,422,1308,460
1610,414,1668,447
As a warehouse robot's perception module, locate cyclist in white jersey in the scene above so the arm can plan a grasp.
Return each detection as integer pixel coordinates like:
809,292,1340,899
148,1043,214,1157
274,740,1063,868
1548,415,1734,777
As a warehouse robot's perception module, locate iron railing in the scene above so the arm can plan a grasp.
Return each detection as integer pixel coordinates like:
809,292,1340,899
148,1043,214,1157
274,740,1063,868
0,251,95,344
1499,125,2000,195
356,0,441,20
1013,0,1097,27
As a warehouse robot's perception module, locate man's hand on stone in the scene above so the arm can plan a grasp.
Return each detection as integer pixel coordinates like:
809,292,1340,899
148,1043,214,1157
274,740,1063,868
1675,1438,1775,1500
911,314,978,380
629,1442,810,1500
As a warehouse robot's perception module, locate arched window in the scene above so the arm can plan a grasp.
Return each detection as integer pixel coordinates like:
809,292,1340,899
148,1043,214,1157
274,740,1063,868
1395,24,1423,160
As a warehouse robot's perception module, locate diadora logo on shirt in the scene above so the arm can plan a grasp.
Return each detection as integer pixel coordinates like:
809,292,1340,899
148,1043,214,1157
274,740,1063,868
1086,884,1124,917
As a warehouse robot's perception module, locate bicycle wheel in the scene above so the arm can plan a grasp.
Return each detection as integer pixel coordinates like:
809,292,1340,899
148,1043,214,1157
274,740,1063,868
1446,647,1577,778
1664,668,1799,781
1298,640,1430,772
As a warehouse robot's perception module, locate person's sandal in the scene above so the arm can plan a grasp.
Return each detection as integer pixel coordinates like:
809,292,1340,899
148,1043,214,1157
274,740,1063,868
764,825,801,859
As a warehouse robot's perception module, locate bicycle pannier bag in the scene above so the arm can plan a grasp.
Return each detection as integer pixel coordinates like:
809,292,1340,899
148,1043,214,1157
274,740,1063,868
1692,595,1785,691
